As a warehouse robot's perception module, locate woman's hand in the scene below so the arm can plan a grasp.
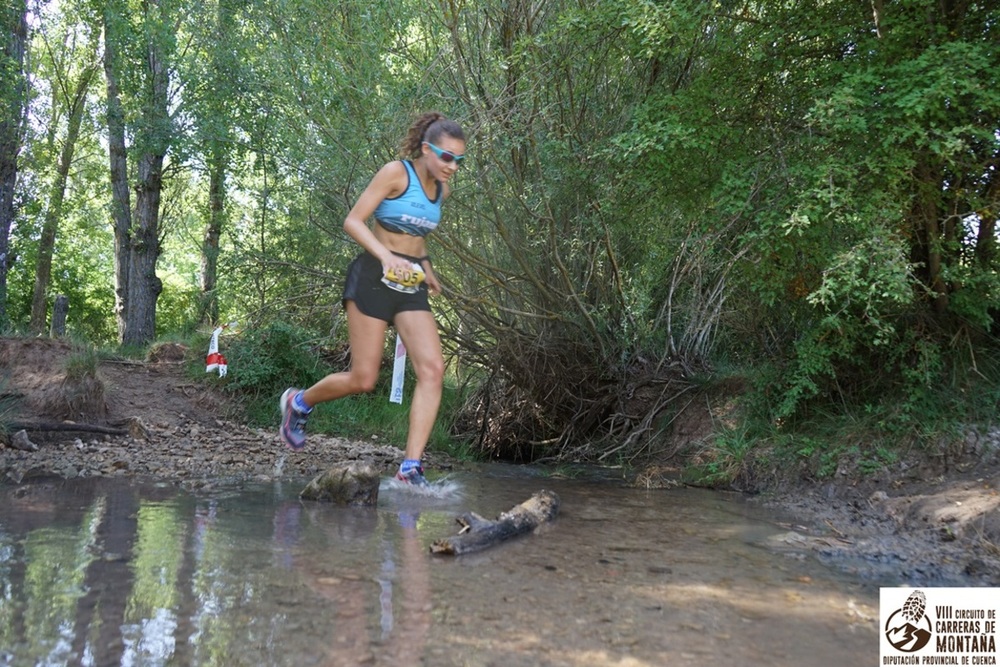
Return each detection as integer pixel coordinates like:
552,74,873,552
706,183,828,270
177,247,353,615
423,264,441,296
381,254,416,282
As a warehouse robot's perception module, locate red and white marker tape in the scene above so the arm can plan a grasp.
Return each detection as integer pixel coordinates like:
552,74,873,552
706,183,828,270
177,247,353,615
390,333,406,403
206,322,236,377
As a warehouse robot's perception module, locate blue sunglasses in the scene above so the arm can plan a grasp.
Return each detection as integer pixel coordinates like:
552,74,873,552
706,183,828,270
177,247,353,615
425,141,465,165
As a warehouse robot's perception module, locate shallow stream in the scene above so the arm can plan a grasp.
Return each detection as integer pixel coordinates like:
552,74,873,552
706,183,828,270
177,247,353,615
0,464,880,666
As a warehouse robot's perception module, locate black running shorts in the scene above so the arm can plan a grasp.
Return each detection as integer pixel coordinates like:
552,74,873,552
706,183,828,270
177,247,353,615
342,251,431,323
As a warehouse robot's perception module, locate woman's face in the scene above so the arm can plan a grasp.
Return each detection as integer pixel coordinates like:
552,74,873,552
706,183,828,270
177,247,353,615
421,135,466,182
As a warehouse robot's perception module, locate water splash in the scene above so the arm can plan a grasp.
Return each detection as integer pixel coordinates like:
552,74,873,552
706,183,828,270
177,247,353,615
381,476,463,499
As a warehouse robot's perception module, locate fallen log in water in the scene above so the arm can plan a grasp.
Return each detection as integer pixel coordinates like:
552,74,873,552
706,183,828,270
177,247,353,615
430,489,560,556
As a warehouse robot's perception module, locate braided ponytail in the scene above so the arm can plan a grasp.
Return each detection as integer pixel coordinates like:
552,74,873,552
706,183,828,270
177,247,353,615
400,111,465,158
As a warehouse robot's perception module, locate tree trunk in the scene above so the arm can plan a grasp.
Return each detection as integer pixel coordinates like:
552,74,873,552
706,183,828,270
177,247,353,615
124,150,165,346
49,294,69,337
908,156,949,313
197,0,234,326
199,146,225,324
30,65,97,334
103,2,132,342
121,0,171,346
105,0,172,347
0,0,28,328
976,171,998,269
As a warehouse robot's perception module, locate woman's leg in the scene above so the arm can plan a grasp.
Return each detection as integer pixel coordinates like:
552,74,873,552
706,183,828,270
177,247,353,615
281,301,390,450
393,309,444,462
303,301,389,404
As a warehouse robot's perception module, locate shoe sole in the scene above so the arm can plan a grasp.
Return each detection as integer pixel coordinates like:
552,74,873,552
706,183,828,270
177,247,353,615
279,389,306,451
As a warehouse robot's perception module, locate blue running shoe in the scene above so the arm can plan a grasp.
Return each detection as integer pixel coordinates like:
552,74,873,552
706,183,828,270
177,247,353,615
279,388,308,451
395,465,429,487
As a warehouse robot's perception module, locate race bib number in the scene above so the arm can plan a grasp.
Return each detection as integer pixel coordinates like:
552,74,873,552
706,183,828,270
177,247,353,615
381,261,425,294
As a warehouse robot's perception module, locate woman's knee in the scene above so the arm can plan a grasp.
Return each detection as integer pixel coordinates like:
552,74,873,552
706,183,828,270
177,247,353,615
349,369,380,393
414,357,445,386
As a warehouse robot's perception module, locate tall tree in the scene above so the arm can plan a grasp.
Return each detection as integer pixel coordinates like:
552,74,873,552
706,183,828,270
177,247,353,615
192,0,238,325
0,0,28,328
102,0,132,341
30,12,100,333
123,0,171,345
102,0,176,345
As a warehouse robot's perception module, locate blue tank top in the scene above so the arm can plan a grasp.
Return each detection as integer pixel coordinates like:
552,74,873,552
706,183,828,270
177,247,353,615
374,160,442,237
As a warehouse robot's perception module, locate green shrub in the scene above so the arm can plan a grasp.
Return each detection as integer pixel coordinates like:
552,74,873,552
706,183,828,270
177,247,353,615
222,322,331,407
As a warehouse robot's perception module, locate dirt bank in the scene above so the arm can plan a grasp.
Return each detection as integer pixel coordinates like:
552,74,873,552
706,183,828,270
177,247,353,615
756,437,1000,586
1,336,998,585
0,338,421,488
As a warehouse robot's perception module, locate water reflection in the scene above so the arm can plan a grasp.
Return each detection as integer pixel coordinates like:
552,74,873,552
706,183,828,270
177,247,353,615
0,471,880,666
271,499,431,666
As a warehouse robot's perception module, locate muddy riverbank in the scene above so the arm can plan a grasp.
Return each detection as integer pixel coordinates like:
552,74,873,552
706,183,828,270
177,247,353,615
755,440,1000,586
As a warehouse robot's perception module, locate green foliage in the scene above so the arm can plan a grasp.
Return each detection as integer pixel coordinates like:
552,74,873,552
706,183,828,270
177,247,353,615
8,0,998,471
220,321,329,401
734,325,1000,485
771,232,918,417
775,432,899,481
683,424,755,488
612,0,999,447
